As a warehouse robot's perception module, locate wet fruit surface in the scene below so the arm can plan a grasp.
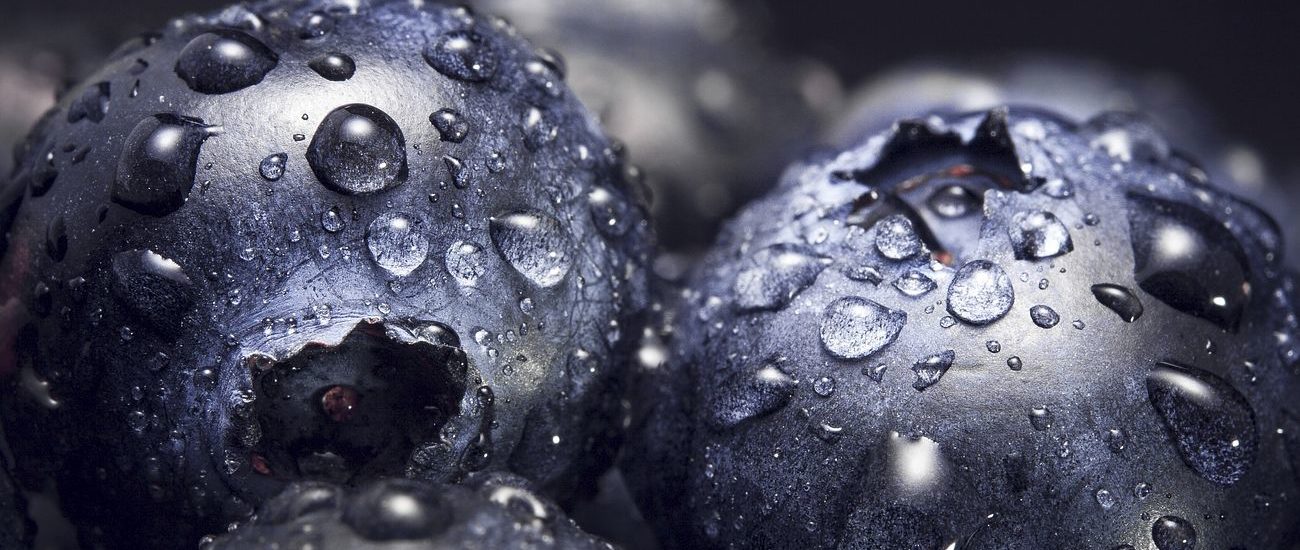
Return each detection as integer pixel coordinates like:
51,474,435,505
624,108,1300,549
0,2,652,548
204,474,611,549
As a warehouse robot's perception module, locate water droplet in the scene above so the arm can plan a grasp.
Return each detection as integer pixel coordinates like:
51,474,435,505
110,249,196,334
174,30,278,94
864,364,887,383
819,296,907,360
1090,283,1144,322
445,240,487,286
307,104,408,195
985,340,1001,353
911,350,954,391
1007,356,1023,371
1133,482,1152,499
45,216,67,262
587,186,632,238
1146,361,1258,485
947,260,1014,325
927,184,981,219
112,114,215,216
321,206,345,232
308,52,355,81
489,210,574,288
938,316,956,328
1151,515,1196,550
441,155,468,189
67,81,111,124
423,31,498,82
734,243,831,312
1030,304,1060,328
366,212,428,277
1094,488,1116,510
297,11,335,39
1009,210,1073,260
707,362,797,430
893,270,937,297
813,376,836,397
1041,178,1074,198
429,108,468,143
259,153,287,181
874,214,924,260
1028,406,1053,430
843,265,883,284
1127,194,1248,331
1105,428,1129,453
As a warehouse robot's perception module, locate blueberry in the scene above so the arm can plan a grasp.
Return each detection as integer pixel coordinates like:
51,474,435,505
203,474,611,549
624,108,1300,548
0,1,651,547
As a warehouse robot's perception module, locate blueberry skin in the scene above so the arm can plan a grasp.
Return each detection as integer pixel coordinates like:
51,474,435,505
624,108,1300,549
204,474,612,549
0,1,652,548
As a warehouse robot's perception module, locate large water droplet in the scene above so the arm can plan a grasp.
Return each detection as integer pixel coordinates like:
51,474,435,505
587,186,632,238
819,297,907,360
112,114,215,216
1127,194,1248,331
734,243,831,312
1151,515,1196,550
366,213,428,277
445,240,487,286
423,31,498,82
1029,304,1060,328
307,104,408,195
1146,361,1258,485
947,260,1014,325
875,214,924,260
1091,283,1144,322
67,81,110,124
911,350,954,391
1009,210,1073,260
489,211,574,288
174,30,278,94
110,249,196,335
707,363,797,430
308,52,355,81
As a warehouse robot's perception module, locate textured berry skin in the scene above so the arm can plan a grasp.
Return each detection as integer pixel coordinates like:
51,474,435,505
625,108,1300,549
205,474,612,549
0,1,651,548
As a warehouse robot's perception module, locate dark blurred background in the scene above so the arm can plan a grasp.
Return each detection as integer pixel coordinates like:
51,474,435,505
5,0,1299,158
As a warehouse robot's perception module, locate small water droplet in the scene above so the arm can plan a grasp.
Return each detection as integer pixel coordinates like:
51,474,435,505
307,104,408,195
911,350,954,391
707,363,797,430
67,81,111,124
875,214,924,260
1094,488,1115,510
489,211,573,288
893,270,937,297
321,206,345,233
1029,304,1060,328
445,240,487,286
1091,283,1144,322
985,340,1001,353
1007,356,1023,371
1105,428,1129,453
1029,406,1053,430
259,153,287,181
1133,482,1152,499
365,212,428,277
864,364,887,383
587,186,632,238
819,296,907,360
174,30,278,94
947,260,1014,325
1151,515,1196,550
1009,210,1073,260
424,30,498,82
430,108,468,143
308,52,355,81
926,184,981,219
734,243,831,312
813,376,836,397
